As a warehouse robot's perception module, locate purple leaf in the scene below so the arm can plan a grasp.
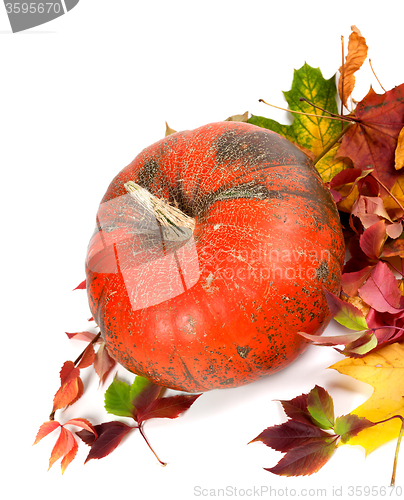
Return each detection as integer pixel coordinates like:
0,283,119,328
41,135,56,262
250,420,331,452
265,438,337,477
137,394,201,423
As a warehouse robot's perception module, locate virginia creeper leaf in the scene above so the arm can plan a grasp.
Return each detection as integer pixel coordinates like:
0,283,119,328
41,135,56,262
51,361,82,413
33,421,61,445
83,421,134,463
278,393,312,426
73,279,86,290
60,434,78,474
359,220,387,260
76,343,95,369
323,288,368,330
264,438,337,477
131,378,162,422
334,414,376,444
136,394,201,423
341,266,374,296
93,342,116,385
64,418,97,438
104,376,135,418
65,331,99,342
358,260,404,314
307,386,335,430
251,420,331,452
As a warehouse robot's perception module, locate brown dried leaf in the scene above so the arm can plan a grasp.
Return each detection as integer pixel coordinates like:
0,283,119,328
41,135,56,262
339,26,368,108
395,126,404,170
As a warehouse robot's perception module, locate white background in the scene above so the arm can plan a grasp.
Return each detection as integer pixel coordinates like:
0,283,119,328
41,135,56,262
1,1,403,499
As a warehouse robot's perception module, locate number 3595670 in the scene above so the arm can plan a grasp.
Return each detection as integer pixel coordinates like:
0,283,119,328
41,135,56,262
5,3,62,14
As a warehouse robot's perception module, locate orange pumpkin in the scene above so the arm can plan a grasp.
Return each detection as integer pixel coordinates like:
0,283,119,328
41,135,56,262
85,121,344,392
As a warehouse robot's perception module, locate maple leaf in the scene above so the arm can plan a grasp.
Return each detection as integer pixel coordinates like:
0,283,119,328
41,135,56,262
337,84,404,189
249,63,342,159
330,341,404,454
338,26,368,109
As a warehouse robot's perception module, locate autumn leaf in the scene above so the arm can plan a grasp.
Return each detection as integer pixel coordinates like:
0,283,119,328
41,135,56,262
339,26,368,109
51,361,83,416
323,288,368,331
337,84,404,189
81,421,134,463
315,144,352,183
334,414,376,444
395,126,404,170
358,261,404,314
264,438,338,477
34,418,97,473
73,279,86,290
93,341,116,384
330,341,404,454
307,385,335,430
249,63,342,160
250,420,330,452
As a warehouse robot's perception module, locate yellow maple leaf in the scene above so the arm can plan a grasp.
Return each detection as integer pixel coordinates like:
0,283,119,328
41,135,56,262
315,144,352,183
330,341,404,455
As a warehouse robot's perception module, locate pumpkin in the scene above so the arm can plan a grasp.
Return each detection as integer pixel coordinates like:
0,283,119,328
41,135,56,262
85,121,345,393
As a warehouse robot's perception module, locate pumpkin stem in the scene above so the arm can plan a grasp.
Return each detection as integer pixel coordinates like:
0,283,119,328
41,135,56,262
124,181,196,242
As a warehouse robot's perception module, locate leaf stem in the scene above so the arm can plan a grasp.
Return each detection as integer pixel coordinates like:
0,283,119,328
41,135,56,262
369,59,386,93
371,415,404,486
313,122,355,166
138,424,167,467
299,97,345,120
258,99,354,123
371,175,404,213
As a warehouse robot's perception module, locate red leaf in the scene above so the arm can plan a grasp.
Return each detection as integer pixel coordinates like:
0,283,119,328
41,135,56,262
66,331,98,342
251,420,330,452
359,220,387,259
60,435,78,474
33,421,61,445
278,394,312,426
64,418,98,438
334,414,376,444
264,438,337,477
83,421,134,463
341,266,374,296
73,279,86,290
131,382,162,421
93,342,116,385
137,394,201,423
338,85,404,189
48,427,76,471
358,261,404,313
76,343,96,369
307,386,335,430
52,362,82,413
